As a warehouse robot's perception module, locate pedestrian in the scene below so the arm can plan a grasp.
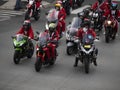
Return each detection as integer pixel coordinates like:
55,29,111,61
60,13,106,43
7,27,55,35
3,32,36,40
14,0,22,10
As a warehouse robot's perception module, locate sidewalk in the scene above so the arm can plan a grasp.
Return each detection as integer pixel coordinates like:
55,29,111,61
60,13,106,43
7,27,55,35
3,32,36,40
0,0,55,10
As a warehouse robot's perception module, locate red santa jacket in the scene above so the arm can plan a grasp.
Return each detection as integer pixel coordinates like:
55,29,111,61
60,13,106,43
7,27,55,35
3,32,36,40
77,28,96,40
16,27,34,39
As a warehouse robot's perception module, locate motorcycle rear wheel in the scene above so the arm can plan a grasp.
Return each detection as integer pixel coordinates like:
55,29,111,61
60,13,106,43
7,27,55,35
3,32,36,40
34,10,40,21
25,11,30,20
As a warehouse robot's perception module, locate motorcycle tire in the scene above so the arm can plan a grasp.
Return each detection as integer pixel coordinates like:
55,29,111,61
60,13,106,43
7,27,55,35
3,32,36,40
84,57,90,74
27,42,34,58
34,11,40,21
35,57,42,72
25,11,30,20
105,35,110,43
67,46,74,55
13,50,20,64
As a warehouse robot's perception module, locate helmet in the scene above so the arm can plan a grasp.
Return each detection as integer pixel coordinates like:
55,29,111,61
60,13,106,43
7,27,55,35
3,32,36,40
98,0,103,4
55,1,62,10
55,3,61,10
83,8,90,17
23,20,31,31
83,18,90,27
77,12,84,19
48,23,56,32
111,2,118,10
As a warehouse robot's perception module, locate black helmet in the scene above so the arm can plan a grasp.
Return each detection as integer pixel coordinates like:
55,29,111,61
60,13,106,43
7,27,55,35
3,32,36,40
111,2,118,10
83,18,91,27
98,0,103,4
23,20,31,31
77,12,84,18
83,8,90,17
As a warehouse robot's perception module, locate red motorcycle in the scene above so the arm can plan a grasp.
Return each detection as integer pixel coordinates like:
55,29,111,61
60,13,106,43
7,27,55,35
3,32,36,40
35,31,57,72
104,17,117,43
25,0,40,21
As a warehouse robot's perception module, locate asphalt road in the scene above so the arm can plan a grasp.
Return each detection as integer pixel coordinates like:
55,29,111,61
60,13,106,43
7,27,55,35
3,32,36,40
0,0,120,90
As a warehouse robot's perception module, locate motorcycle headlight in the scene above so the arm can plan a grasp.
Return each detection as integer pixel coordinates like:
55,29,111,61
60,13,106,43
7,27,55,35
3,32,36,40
107,21,112,25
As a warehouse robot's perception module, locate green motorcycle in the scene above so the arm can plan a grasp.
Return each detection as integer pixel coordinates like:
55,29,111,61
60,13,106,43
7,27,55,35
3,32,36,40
11,34,34,64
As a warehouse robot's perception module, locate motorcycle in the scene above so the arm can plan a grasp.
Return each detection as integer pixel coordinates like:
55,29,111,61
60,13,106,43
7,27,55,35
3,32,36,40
25,0,40,21
66,17,81,55
75,33,97,73
45,9,63,39
91,10,103,32
104,18,117,43
11,34,34,64
62,0,72,15
35,31,57,72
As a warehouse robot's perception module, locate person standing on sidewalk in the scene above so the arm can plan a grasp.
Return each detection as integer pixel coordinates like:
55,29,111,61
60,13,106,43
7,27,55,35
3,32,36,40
14,0,22,10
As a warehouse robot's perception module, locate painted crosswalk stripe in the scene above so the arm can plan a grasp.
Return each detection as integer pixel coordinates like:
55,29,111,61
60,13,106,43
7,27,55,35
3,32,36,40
0,10,25,21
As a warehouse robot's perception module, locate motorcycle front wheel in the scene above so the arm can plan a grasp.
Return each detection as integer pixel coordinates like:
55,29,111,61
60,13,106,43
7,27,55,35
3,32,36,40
13,50,20,64
67,46,74,55
35,57,42,72
84,57,90,74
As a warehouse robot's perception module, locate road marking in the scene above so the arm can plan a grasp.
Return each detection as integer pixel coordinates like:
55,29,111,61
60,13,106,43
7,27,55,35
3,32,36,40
71,5,91,14
0,10,25,21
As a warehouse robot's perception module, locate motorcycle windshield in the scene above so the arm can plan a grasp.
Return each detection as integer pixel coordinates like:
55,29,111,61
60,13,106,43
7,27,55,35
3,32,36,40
16,34,25,42
47,9,58,23
71,17,81,29
69,28,78,37
82,33,94,44
38,32,48,46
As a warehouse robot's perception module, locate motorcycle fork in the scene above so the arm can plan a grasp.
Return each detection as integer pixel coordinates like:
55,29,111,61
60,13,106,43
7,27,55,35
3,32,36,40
37,51,45,62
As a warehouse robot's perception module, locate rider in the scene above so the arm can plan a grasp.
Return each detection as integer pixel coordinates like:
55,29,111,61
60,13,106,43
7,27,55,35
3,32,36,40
103,1,120,35
91,0,103,11
45,23,59,59
16,20,34,39
55,1,66,34
27,0,42,11
74,19,98,67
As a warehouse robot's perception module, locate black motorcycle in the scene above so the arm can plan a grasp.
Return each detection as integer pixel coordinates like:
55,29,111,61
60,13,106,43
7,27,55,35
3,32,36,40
75,34,97,73
91,10,103,32
11,34,34,64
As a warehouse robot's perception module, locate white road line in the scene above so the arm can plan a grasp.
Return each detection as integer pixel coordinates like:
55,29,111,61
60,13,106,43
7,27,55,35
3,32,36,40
71,5,91,14
0,16,10,21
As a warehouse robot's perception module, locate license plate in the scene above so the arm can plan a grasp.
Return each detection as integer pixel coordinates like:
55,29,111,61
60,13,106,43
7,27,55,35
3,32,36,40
84,45,91,48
